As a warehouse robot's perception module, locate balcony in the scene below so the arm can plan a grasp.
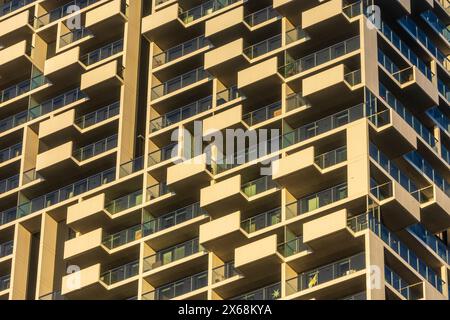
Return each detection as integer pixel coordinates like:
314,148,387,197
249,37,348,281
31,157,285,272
148,143,178,166
212,261,240,284
60,27,93,48
153,36,210,67
143,238,203,272
278,36,360,78
28,87,87,120
146,182,171,201
100,260,139,286
242,101,281,126
0,143,21,164
348,212,444,292
420,10,450,43
0,174,19,194
151,67,210,100
0,275,10,292
179,0,240,24
314,147,347,169
233,282,281,300
277,237,311,257
243,34,282,60
34,0,100,28
286,183,348,219
241,207,281,234
0,110,27,133
244,6,280,27
102,224,142,250
385,266,423,300
0,0,33,17
74,101,120,129
216,86,242,106
0,240,13,258
241,176,278,198
408,224,450,265
285,252,365,297
0,73,49,104
80,39,124,66
142,270,208,300
150,96,212,132
437,78,450,102
72,134,118,162
0,167,115,226
104,190,142,215
119,156,144,178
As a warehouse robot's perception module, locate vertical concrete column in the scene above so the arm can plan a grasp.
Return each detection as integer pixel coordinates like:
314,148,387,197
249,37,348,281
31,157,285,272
10,224,32,300
365,232,386,300
359,17,379,95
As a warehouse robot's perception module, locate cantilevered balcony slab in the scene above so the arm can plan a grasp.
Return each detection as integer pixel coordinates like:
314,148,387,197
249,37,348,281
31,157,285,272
85,0,127,34
272,147,321,198
204,38,248,79
80,60,123,97
301,0,356,37
237,57,282,97
373,181,421,231
61,263,102,298
44,47,83,84
166,154,213,192
205,6,246,45
199,211,247,261
141,3,184,47
419,186,450,233
38,109,77,146
303,209,356,251
63,228,107,267
302,64,361,105
273,0,317,16
200,175,247,216
369,109,418,158
0,40,32,76
67,194,110,233
202,104,244,135
35,142,76,177
234,235,282,276
0,10,33,42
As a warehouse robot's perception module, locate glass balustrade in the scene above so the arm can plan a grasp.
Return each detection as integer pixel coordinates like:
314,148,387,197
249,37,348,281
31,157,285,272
142,203,206,236
241,207,281,233
277,237,311,257
0,74,49,103
243,34,282,59
28,88,86,120
285,252,365,295
143,238,203,272
212,261,239,283
142,271,208,300
286,184,348,218
216,86,242,106
153,36,210,67
0,167,115,225
151,68,210,99
285,27,309,44
314,146,347,169
119,156,144,177
385,266,423,300
148,143,178,165
100,260,139,285
0,275,10,291
244,6,279,26
233,282,281,300
1,0,34,17
34,0,100,28
0,110,27,133
74,101,120,129
179,0,239,24
73,134,118,161
242,101,281,126
437,78,450,101
0,174,19,194
0,143,22,163
104,190,143,214
80,39,124,66
0,240,13,258
146,182,171,201
102,224,142,249
241,176,278,197
421,10,450,42
60,27,92,47
408,223,450,265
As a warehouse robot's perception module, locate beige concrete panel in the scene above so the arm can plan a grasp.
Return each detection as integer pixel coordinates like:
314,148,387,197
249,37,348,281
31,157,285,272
204,38,244,70
67,194,106,225
205,6,243,37
36,142,73,171
38,109,75,139
200,175,241,208
235,234,277,268
61,263,101,295
10,224,31,299
302,0,343,29
199,211,241,244
63,228,102,259
302,64,345,96
303,209,348,243
202,105,242,135
0,40,27,64
0,10,29,38
237,57,278,89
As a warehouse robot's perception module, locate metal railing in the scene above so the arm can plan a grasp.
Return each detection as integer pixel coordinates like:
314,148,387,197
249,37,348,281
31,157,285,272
151,67,210,99
285,252,365,295
244,6,279,27
216,86,242,106
241,207,281,233
104,190,142,214
347,211,444,292
60,27,92,47
0,143,22,164
142,203,206,236
29,88,86,120
148,143,178,165
146,182,171,201
150,96,212,132
212,261,239,283
241,176,278,197
179,0,239,24
0,74,49,103
0,240,13,258
286,183,348,218
242,101,281,126
142,270,208,300
314,146,347,169
285,26,309,44
74,101,120,129
243,34,282,59
0,174,19,194
233,282,281,300
102,224,142,249
143,238,203,272
0,167,115,225
119,156,144,177
277,237,311,257
153,36,210,67
344,69,362,86
80,39,124,66
1,0,34,17
286,92,309,111
100,260,139,285
385,266,423,300
73,134,118,161
34,0,100,28
279,36,360,78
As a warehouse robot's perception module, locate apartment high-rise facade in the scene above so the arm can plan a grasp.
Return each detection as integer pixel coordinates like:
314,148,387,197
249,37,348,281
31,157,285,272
0,0,448,301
